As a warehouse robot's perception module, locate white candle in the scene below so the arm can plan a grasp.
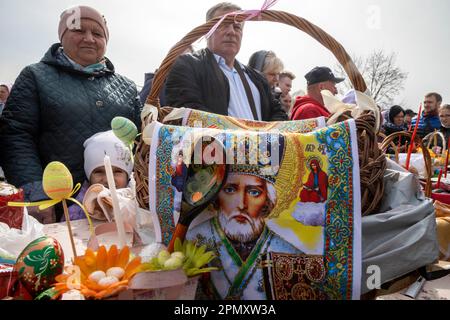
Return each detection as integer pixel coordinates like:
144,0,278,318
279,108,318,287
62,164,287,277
104,154,127,248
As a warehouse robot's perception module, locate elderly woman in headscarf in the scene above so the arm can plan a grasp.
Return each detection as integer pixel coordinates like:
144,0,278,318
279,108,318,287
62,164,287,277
382,105,409,154
248,50,284,99
0,6,141,223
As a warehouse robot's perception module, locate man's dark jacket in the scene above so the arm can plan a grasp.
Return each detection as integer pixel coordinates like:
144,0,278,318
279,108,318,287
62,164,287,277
165,48,287,121
0,43,141,201
139,72,167,107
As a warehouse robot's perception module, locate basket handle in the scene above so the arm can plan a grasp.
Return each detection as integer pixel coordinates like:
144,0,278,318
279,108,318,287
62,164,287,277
380,132,432,197
145,10,367,109
423,130,447,154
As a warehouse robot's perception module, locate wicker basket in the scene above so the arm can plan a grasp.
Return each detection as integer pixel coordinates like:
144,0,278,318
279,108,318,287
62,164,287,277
104,270,199,300
134,10,385,216
423,131,447,155
380,132,432,197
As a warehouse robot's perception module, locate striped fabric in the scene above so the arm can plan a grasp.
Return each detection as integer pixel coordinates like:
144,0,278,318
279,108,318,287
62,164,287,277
411,113,441,138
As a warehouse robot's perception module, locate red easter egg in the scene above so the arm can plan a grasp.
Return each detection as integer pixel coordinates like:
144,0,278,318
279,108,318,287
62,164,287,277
13,236,64,297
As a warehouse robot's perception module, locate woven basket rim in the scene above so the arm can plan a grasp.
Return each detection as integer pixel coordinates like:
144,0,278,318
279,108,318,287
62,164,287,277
423,131,447,153
380,131,432,197
133,10,386,215
144,9,366,113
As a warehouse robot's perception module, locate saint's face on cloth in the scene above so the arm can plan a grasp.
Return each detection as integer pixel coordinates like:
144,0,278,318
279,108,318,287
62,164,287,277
216,173,275,244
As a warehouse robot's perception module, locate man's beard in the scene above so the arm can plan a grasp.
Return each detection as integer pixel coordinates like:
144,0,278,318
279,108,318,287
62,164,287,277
424,107,439,117
218,211,266,243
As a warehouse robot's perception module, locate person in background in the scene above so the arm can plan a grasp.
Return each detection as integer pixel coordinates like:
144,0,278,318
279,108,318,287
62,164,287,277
165,2,287,122
248,50,284,91
278,71,295,96
422,104,450,154
0,84,11,115
382,105,408,154
280,92,292,113
404,109,417,129
63,130,133,221
380,109,390,127
438,104,450,145
139,45,194,106
411,92,442,138
290,66,344,120
288,89,305,117
0,5,141,223
431,104,450,154
0,84,10,180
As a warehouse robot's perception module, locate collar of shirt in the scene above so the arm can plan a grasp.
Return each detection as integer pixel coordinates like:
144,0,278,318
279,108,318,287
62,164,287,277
213,54,245,72
213,54,262,121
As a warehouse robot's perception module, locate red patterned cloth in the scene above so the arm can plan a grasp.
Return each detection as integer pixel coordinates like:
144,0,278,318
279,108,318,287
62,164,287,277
0,264,33,300
261,252,329,300
0,183,24,229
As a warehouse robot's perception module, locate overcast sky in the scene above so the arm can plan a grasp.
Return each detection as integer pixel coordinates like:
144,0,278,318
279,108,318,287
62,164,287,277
1,0,449,111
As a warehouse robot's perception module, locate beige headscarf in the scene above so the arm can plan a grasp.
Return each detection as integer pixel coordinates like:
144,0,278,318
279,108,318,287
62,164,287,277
58,5,109,42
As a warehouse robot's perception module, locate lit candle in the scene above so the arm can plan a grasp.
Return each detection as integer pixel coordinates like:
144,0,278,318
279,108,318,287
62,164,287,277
104,154,127,248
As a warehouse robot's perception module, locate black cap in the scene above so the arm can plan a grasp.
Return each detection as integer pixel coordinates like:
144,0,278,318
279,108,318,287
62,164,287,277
305,66,345,86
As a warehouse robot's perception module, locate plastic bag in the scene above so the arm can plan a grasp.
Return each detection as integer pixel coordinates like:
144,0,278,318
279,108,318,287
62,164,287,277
361,159,439,294
0,208,45,263
397,153,427,178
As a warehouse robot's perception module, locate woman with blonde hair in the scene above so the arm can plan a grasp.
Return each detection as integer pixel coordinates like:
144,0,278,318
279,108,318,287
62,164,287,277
248,50,284,89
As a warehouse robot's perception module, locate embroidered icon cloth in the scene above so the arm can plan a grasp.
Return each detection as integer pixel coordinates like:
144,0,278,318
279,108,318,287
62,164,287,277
147,119,361,300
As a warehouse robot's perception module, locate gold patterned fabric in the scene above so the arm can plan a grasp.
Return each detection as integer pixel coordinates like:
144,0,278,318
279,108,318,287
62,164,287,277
261,252,328,300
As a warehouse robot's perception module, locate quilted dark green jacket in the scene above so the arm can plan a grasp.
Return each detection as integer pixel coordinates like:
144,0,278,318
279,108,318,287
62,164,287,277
0,43,141,201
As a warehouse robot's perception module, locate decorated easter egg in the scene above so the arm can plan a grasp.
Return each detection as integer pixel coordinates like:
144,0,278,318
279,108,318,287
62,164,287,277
111,116,138,146
42,162,73,200
14,236,64,297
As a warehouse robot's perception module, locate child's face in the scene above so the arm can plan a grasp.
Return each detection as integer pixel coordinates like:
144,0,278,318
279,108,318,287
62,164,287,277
90,166,128,189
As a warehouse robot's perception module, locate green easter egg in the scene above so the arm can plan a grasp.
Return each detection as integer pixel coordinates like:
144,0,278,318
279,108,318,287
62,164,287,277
111,117,138,145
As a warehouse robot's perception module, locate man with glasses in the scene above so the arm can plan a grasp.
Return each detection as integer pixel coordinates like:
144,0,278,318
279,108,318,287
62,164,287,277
165,2,287,121
439,104,450,143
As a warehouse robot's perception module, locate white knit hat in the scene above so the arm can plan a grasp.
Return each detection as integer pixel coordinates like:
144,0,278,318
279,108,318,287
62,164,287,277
83,130,133,180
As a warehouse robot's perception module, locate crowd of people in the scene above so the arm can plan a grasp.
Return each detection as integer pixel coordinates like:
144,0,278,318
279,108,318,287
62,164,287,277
379,93,449,155
0,2,447,224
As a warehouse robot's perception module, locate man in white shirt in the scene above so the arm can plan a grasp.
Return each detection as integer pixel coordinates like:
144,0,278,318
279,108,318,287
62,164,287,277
165,2,287,121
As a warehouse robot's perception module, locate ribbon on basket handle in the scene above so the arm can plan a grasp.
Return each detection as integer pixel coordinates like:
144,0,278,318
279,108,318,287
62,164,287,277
204,0,278,39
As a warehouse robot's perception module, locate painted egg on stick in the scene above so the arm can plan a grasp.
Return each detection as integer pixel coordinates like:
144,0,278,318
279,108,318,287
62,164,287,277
42,162,73,200
14,236,64,297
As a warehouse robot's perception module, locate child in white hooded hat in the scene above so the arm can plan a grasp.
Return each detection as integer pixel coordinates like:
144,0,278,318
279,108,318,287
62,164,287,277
64,130,133,221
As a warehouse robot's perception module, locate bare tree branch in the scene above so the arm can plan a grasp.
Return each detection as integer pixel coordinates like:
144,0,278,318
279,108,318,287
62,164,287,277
334,50,408,108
